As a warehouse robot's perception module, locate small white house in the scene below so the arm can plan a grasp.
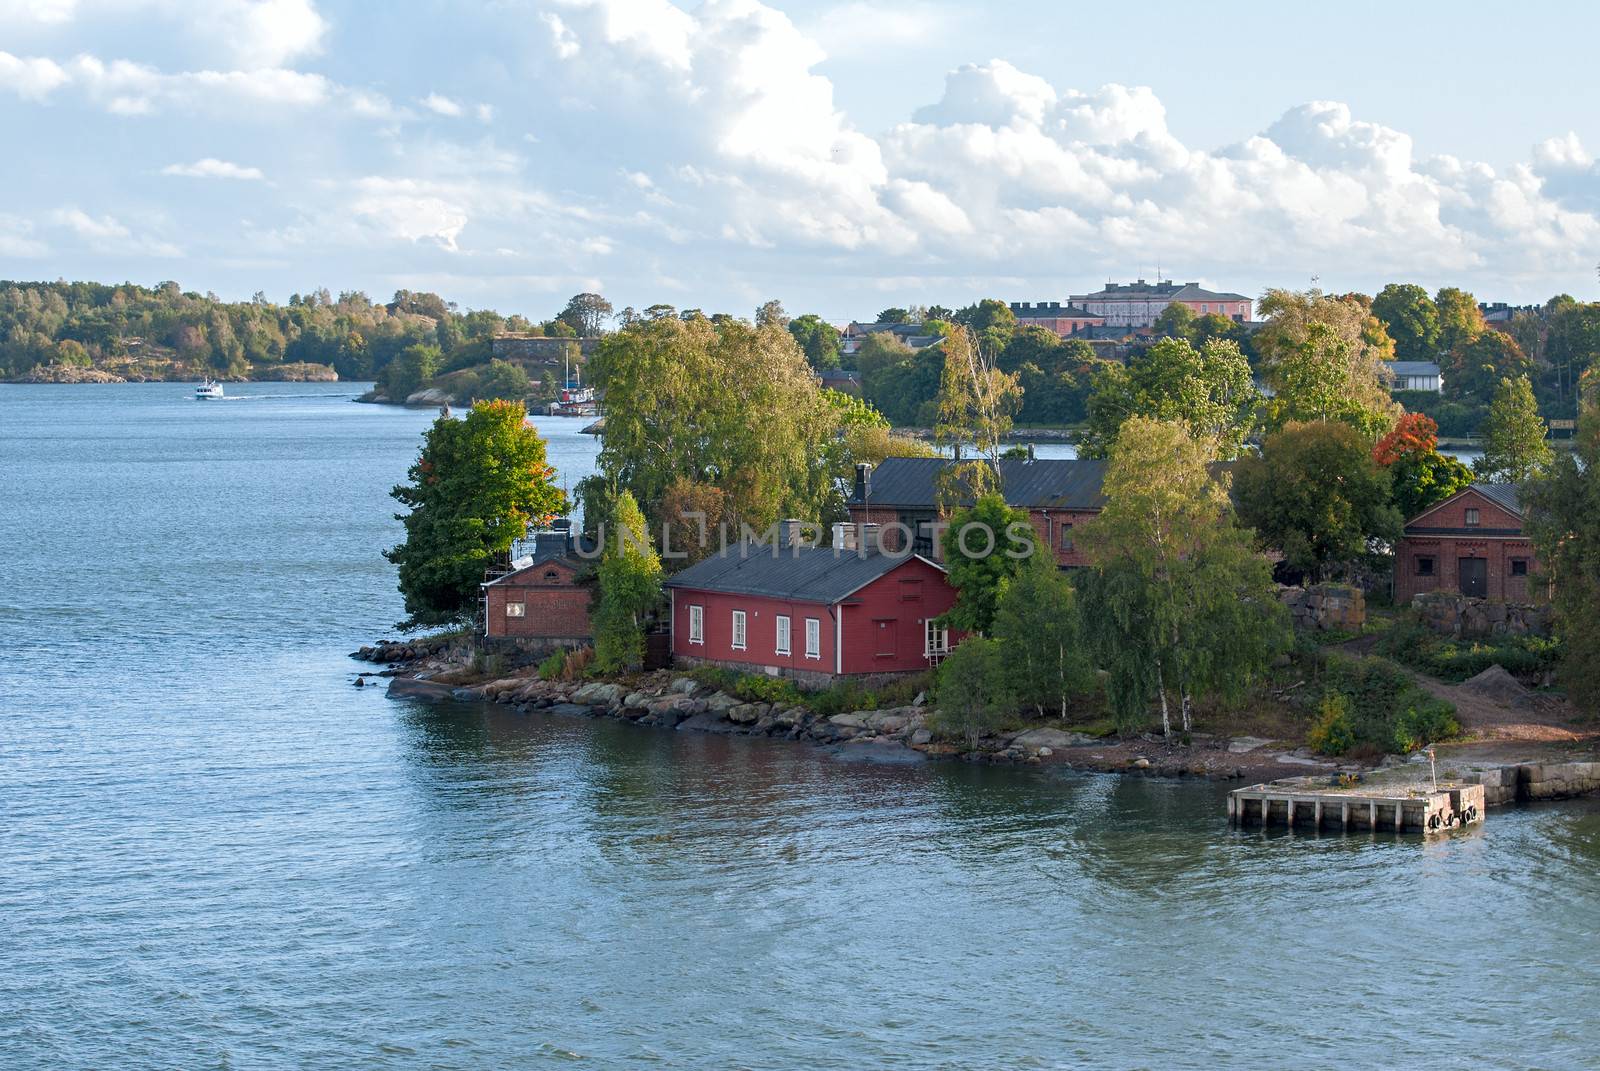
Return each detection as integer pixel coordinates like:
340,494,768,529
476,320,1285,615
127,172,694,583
1388,360,1442,393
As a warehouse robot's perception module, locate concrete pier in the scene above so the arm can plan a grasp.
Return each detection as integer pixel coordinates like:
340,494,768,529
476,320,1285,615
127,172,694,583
1229,783,1485,835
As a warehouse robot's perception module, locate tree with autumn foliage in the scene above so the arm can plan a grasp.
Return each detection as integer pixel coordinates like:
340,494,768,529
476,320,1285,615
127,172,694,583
387,400,566,630
1373,412,1473,520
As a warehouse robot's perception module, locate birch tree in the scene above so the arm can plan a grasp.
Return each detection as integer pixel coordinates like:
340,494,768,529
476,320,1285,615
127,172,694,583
933,323,1021,508
1077,417,1287,736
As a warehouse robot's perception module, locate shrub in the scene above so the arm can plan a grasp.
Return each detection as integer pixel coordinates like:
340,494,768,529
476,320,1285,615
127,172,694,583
537,649,567,680
1308,693,1357,755
730,673,803,707
930,638,1018,746
1379,618,1563,682
1392,701,1460,754
1318,653,1459,755
538,646,592,681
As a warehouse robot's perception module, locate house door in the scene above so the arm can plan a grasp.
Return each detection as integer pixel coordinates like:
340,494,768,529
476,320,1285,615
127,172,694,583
1458,557,1487,598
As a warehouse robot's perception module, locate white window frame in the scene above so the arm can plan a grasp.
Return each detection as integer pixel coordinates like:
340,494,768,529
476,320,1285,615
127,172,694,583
505,602,525,618
731,609,747,650
688,604,704,645
805,617,821,660
924,618,950,660
775,614,791,656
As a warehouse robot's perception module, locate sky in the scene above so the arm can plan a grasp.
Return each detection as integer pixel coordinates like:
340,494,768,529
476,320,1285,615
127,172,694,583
3,0,1600,323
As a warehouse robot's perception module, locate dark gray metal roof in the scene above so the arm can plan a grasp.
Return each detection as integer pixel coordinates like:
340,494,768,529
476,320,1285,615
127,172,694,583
1471,482,1524,515
847,457,1108,511
1388,360,1440,376
663,545,933,604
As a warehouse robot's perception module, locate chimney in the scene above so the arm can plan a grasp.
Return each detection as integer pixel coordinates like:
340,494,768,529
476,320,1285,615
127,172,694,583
953,444,962,462
853,462,872,503
780,518,804,549
1027,443,1036,461
858,523,881,554
832,521,858,551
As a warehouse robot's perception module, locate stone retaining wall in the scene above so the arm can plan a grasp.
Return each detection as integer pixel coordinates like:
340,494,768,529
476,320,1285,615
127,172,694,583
1279,584,1366,632
1411,592,1552,639
1467,762,1600,805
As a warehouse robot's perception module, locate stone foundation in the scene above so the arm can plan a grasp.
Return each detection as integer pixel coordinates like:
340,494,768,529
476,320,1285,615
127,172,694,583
1411,592,1552,638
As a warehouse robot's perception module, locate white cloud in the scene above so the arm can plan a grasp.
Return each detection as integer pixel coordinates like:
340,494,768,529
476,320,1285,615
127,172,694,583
0,49,401,117
0,51,68,98
0,213,48,256
0,0,79,25
220,0,326,69
51,207,181,255
349,177,470,249
422,92,463,117
161,157,265,179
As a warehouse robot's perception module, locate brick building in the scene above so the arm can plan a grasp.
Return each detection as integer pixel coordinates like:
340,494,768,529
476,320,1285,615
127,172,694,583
844,457,1107,567
1070,280,1252,327
663,531,958,685
481,522,595,645
1394,485,1542,603
1008,301,1105,338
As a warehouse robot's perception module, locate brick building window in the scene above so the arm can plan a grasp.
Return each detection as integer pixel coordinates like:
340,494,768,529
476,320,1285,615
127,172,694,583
1060,523,1074,550
688,604,704,644
1465,508,1480,527
506,602,525,617
1416,557,1435,577
1511,559,1529,576
775,614,791,655
805,618,821,659
731,610,747,650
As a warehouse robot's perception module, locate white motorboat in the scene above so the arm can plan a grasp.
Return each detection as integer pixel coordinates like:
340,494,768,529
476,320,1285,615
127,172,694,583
195,380,225,400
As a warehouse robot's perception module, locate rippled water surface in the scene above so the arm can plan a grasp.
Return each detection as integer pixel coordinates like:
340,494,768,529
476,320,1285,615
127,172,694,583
2,383,1597,1069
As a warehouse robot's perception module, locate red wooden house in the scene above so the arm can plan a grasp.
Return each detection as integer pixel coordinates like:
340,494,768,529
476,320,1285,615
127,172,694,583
1394,484,1542,603
663,535,958,685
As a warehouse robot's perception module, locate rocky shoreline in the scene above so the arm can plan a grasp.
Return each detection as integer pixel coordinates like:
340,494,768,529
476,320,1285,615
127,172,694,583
352,640,1364,783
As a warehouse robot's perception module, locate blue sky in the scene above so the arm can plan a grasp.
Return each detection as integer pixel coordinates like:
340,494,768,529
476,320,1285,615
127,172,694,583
3,0,1599,323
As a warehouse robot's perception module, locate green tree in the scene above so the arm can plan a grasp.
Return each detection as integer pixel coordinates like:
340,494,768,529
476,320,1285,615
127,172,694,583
1153,301,1197,341
934,324,1021,503
1544,301,1600,407
991,551,1094,718
755,299,787,328
1475,375,1552,484
1372,283,1441,361
1445,329,1533,405
1077,417,1287,736
787,313,842,370
940,493,1035,635
585,313,840,534
1524,399,1600,711
1435,286,1484,354
475,358,531,400
932,637,1016,747
875,307,910,324
379,342,442,402
1254,289,1399,436
386,400,566,629
1233,421,1402,582
1389,449,1474,520
593,491,664,672
1080,336,1259,459
558,292,613,336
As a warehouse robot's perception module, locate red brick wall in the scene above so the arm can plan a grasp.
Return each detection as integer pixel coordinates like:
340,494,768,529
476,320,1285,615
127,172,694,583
485,560,594,639
1394,490,1541,603
1026,508,1099,567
